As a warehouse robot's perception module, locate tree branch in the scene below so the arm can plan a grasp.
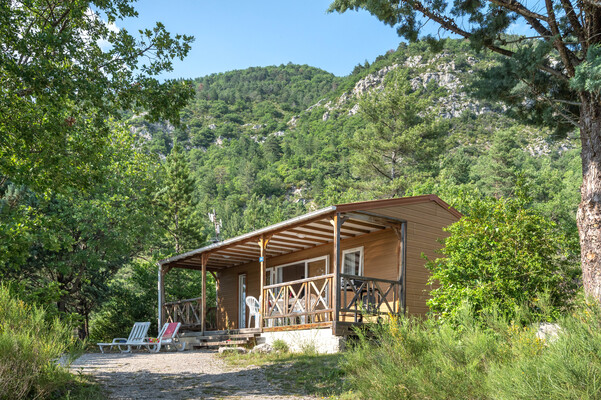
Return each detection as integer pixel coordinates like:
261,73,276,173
408,0,570,81
545,0,577,76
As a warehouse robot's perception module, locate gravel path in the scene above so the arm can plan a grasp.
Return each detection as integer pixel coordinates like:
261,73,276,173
71,350,315,400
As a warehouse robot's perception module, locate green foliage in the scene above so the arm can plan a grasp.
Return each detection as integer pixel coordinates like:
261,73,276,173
0,284,82,399
271,339,290,353
426,195,579,322
571,45,601,93
349,69,445,196
488,298,601,400
0,0,194,191
155,142,204,253
1,126,163,337
342,299,601,400
343,313,498,400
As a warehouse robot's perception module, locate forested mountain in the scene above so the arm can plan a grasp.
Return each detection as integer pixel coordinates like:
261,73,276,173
2,38,581,341
130,38,580,242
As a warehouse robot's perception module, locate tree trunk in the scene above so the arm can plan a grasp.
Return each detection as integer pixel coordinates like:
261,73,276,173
578,92,601,301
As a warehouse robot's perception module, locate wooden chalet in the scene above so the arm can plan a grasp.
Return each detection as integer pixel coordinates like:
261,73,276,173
157,195,461,352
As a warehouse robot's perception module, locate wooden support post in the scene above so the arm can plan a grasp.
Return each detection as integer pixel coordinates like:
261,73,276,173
258,235,270,330
201,253,210,334
330,213,346,335
393,222,407,314
157,263,165,335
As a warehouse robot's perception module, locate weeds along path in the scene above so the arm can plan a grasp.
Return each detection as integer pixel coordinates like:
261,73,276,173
71,350,315,400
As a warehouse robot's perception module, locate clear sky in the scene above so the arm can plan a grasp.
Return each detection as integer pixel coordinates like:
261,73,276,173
120,1,405,79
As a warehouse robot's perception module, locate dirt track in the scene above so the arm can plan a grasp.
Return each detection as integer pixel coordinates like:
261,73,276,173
71,350,314,400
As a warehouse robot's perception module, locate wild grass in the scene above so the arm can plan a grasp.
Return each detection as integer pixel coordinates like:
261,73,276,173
220,345,345,397
221,298,601,400
0,285,103,399
343,298,601,400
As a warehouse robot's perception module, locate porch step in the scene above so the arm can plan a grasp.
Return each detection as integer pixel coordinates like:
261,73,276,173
199,333,257,341
193,339,251,348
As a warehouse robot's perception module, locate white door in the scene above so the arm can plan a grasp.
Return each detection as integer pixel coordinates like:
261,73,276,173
238,274,246,329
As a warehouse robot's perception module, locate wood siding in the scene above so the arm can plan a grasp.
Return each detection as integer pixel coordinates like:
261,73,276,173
216,201,457,330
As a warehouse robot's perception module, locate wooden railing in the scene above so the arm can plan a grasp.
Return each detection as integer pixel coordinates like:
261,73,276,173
339,273,402,322
262,274,334,327
163,297,216,330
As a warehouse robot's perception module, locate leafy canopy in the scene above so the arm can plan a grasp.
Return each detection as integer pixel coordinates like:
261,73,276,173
0,0,194,190
427,194,579,322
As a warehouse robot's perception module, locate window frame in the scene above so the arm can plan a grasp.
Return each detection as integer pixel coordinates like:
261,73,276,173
342,246,364,276
267,255,329,284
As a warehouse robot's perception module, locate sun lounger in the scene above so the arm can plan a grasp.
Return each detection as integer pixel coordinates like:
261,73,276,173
97,322,151,353
150,322,185,352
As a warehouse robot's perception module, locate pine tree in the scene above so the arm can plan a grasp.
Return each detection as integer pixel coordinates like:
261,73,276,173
350,69,444,197
156,142,203,253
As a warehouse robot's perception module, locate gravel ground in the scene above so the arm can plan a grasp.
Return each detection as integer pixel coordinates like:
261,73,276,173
70,350,316,400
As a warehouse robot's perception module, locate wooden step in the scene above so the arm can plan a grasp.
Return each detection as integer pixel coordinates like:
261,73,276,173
193,339,250,348
198,333,257,341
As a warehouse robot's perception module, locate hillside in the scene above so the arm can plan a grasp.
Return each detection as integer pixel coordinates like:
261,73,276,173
129,38,581,241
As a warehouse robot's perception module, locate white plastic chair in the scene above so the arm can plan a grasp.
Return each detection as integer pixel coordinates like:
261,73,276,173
246,296,261,329
97,322,151,353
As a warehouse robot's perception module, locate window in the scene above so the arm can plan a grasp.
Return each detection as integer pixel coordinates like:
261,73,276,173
342,247,363,276
268,256,329,284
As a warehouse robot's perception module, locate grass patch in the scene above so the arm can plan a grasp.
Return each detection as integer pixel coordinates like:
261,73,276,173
342,298,601,400
221,350,347,398
0,284,105,400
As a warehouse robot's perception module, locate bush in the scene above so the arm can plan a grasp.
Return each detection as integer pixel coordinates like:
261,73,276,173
342,298,601,400
342,309,503,400
0,284,81,399
426,195,579,323
489,297,601,400
272,339,289,353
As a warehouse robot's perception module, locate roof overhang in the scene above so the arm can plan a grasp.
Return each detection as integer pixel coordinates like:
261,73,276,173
158,194,460,272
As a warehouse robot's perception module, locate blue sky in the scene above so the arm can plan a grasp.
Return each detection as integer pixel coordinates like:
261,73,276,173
120,1,405,79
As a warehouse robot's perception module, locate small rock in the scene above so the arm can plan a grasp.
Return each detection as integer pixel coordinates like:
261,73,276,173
536,322,561,342
218,346,247,354
251,343,273,354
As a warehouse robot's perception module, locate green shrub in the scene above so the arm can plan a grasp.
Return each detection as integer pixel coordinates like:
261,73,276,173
489,297,601,400
342,309,504,400
0,284,81,399
342,298,601,400
272,339,289,353
427,195,579,323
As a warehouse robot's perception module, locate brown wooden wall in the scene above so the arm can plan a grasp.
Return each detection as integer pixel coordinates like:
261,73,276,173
215,201,458,330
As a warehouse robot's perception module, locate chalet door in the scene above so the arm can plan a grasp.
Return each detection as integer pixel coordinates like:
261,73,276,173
238,274,246,329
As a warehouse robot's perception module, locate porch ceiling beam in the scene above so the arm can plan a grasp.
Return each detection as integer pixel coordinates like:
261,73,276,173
342,211,405,228
206,259,235,266
344,218,387,230
272,232,328,246
216,256,252,263
236,243,283,256
312,220,370,234
286,228,333,240
215,248,260,258
291,224,337,237
264,239,307,250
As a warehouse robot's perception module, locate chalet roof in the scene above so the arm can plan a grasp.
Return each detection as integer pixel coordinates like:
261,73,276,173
159,194,460,271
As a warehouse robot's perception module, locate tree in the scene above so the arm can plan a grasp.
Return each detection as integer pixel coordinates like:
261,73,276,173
2,127,162,338
426,195,579,322
329,0,601,301
0,0,194,191
155,142,203,254
350,69,444,196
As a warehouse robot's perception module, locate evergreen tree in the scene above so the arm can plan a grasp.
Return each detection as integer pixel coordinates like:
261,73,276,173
156,142,204,254
350,69,444,197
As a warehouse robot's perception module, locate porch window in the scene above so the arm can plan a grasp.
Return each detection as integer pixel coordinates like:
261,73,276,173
342,247,363,276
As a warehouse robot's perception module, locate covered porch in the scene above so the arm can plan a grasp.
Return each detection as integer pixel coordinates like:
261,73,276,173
157,203,409,337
